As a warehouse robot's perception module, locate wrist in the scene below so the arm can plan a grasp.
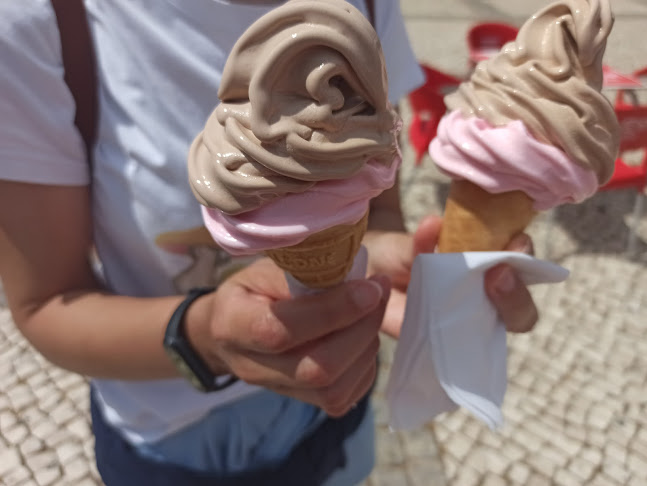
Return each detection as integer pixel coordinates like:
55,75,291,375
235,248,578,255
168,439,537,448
183,289,230,376
164,287,237,392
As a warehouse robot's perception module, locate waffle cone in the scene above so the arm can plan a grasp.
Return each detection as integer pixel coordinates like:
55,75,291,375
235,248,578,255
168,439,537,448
265,212,369,289
437,180,536,253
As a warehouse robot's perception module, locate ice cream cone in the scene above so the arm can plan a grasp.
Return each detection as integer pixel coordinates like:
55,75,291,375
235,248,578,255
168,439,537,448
265,211,369,289
437,180,536,253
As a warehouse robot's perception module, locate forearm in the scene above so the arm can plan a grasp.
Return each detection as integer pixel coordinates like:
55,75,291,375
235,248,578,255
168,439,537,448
0,181,202,382
17,289,186,380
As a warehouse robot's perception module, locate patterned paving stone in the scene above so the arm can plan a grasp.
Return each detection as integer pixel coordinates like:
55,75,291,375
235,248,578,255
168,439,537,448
409,239,647,485
0,307,102,486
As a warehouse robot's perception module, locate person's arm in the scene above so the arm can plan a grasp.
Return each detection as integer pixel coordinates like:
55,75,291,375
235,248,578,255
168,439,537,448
0,181,185,379
0,180,388,416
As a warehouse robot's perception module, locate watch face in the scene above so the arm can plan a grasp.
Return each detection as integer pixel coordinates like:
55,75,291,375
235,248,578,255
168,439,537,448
164,347,207,392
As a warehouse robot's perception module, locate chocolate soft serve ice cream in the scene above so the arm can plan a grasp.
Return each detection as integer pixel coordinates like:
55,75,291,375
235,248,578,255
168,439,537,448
430,0,620,252
188,0,401,288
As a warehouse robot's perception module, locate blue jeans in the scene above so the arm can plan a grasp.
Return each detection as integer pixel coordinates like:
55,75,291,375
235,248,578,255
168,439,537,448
91,388,374,486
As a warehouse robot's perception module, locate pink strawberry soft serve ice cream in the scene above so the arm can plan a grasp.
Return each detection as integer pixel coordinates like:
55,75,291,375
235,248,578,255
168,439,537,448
188,0,401,255
202,159,398,254
430,0,620,210
432,112,599,210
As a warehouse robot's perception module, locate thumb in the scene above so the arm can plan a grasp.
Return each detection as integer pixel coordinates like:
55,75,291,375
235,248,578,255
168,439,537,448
412,214,443,256
231,257,291,300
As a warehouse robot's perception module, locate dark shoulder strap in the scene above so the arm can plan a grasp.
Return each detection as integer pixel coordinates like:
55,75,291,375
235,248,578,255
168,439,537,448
366,0,375,28
51,0,98,166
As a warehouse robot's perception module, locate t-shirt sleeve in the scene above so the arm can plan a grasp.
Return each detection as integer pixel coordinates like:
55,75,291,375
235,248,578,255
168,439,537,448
0,0,89,186
374,0,425,105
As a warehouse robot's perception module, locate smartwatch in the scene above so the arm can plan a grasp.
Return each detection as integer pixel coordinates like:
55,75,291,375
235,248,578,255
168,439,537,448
163,287,238,392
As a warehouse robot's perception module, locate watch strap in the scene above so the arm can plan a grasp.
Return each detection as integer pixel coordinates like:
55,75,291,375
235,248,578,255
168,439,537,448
164,287,238,392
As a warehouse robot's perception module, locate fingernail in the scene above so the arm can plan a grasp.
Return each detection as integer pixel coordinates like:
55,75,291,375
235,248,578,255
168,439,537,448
352,281,382,309
493,267,516,295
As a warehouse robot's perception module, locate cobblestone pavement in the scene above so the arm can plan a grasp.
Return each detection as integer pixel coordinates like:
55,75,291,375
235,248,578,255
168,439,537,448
2,1,647,485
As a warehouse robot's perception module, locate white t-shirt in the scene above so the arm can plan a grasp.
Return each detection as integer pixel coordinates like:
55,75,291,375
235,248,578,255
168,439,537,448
0,0,424,444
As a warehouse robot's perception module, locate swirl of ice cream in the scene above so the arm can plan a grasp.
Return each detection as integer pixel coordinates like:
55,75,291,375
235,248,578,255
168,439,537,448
445,0,620,184
188,0,400,215
430,111,599,210
202,156,399,255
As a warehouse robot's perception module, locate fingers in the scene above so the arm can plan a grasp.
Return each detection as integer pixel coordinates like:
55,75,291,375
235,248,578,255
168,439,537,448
208,266,390,414
215,276,383,354
228,257,290,300
484,264,539,333
264,276,387,351
487,231,537,332
412,214,443,255
272,339,378,417
380,287,406,339
319,356,377,418
363,231,412,289
235,300,382,389
233,274,389,387
505,232,534,255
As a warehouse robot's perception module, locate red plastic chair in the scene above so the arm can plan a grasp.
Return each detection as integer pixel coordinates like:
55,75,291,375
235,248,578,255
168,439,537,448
466,22,518,67
407,64,463,165
598,66,647,253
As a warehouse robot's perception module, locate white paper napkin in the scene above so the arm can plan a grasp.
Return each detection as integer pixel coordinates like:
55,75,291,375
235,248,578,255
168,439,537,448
385,252,569,430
